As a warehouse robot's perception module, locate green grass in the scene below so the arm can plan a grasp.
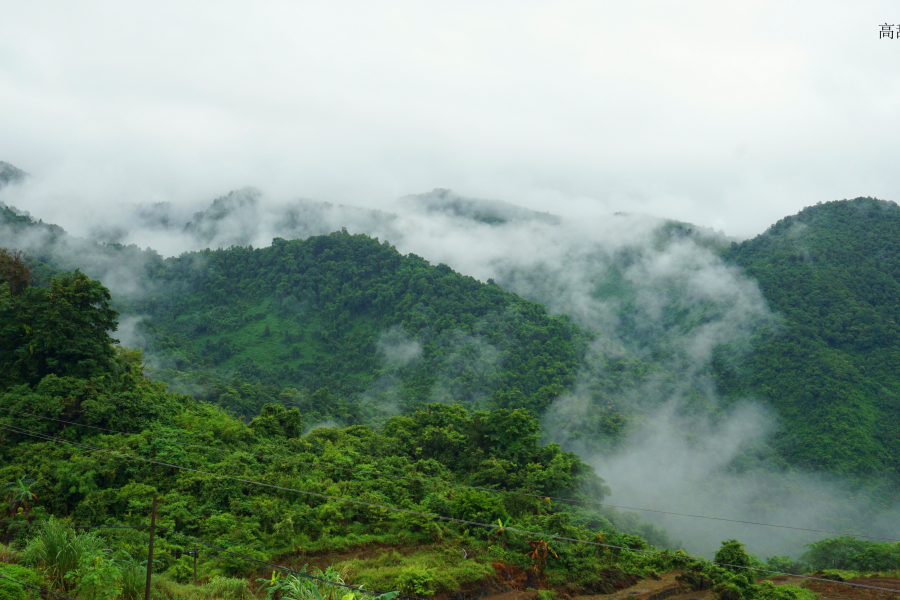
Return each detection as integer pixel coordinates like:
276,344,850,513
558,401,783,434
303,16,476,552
0,563,45,600
341,545,494,595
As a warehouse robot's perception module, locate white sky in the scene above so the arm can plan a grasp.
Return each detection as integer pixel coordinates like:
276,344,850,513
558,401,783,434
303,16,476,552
1,1,898,238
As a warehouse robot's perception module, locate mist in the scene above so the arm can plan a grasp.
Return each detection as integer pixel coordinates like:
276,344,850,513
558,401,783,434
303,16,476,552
7,180,896,560
3,2,900,240
573,397,900,559
362,327,424,422
4,0,900,563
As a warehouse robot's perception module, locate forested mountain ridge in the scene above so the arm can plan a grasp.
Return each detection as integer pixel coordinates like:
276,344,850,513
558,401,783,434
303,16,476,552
132,232,592,421
0,200,605,423
5,191,900,485
0,251,682,597
2,234,899,600
0,162,27,187
718,197,900,478
7,186,900,564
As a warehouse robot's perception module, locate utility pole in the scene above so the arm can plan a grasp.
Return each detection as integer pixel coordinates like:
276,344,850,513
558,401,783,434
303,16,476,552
193,547,198,586
145,493,157,600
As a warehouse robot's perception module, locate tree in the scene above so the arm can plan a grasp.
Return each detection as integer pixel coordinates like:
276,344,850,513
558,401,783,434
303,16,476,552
714,539,752,575
526,539,558,583
2,476,38,516
0,270,118,387
249,403,303,438
0,248,31,296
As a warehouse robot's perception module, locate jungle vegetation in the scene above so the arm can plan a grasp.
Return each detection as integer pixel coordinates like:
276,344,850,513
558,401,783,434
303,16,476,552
5,194,900,599
4,196,900,481
718,197,900,479
4,256,895,600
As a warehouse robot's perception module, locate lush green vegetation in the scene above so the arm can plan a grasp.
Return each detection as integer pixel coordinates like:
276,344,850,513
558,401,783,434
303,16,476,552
132,233,588,422
7,194,900,487
8,192,900,492
0,257,657,596
7,256,891,600
0,200,594,423
718,197,900,479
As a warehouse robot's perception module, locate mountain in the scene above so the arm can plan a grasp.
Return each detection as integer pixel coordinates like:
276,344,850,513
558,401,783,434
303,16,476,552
81,187,401,251
0,161,28,188
1,235,895,597
1,247,681,598
7,187,900,556
718,197,900,479
5,188,900,486
129,232,596,421
0,202,606,423
404,188,562,225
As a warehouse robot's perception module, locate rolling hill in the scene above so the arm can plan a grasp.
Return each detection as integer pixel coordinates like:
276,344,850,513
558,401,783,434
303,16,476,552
717,197,900,479
4,184,900,487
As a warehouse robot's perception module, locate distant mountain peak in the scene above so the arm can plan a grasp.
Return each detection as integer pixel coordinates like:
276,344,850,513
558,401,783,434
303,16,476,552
182,187,263,245
0,162,29,188
404,188,561,226
187,187,261,224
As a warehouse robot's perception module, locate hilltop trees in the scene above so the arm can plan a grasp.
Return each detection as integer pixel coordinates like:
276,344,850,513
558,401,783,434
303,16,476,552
0,254,119,388
0,254,190,440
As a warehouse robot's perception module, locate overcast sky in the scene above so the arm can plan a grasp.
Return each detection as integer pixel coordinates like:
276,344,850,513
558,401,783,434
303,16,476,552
1,1,898,239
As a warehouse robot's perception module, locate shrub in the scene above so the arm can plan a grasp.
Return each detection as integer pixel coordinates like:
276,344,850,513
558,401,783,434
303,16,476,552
765,556,807,576
396,568,435,597
753,581,816,600
74,550,122,600
717,582,744,600
118,555,145,600
283,566,350,600
206,576,252,600
714,540,752,575
23,518,103,592
0,543,21,564
168,557,197,585
0,563,44,600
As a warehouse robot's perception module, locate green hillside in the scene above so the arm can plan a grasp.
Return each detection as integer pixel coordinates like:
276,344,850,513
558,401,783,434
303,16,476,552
0,200,604,423
6,194,900,485
718,197,900,478
0,257,680,597
133,233,594,421
6,252,894,600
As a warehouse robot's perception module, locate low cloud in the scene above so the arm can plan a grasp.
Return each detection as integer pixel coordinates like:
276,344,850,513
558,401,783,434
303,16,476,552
5,183,896,560
377,326,423,368
575,400,900,558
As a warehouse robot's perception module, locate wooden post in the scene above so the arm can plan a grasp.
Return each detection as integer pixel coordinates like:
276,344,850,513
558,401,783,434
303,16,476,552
144,493,157,600
193,548,198,586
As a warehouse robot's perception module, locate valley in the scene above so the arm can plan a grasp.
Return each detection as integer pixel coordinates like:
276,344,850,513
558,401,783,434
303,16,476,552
2,183,900,600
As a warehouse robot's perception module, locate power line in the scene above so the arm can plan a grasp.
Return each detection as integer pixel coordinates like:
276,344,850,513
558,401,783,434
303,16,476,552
0,573,79,600
3,405,896,543
3,421,899,595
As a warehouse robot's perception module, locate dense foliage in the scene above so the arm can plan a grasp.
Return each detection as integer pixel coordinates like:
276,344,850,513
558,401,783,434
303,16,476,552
8,194,900,487
0,265,683,597
134,233,587,422
4,202,900,598
800,537,900,572
719,198,900,479
0,200,591,423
